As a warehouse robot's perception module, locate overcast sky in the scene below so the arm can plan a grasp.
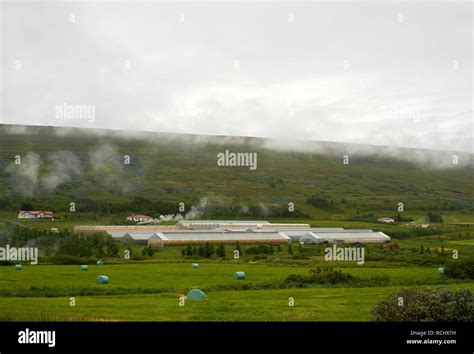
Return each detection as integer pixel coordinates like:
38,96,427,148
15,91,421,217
1,1,472,152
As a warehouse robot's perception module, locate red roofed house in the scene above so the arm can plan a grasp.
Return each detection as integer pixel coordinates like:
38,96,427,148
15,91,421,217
127,214,153,222
18,211,54,219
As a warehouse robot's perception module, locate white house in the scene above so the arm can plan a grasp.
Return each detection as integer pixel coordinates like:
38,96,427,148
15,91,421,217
126,214,153,223
18,211,54,219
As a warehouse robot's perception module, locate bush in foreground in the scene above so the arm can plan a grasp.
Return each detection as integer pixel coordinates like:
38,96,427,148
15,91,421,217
444,260,474,280
372,287,474,322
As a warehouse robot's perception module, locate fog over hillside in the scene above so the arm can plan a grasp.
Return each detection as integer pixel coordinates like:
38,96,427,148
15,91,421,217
1,124,473,173
1,1,472,152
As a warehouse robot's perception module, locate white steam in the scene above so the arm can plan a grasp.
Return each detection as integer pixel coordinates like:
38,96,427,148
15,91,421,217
89,143,132,193
5,152,42,197
159,214,183,222
185,197,211,220
41,151,83,191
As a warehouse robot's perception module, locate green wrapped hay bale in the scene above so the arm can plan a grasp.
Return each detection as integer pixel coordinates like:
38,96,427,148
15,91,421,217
192,263,199,269
438,267,445,275
96,260,104,266
187,288,206,300
234,271,246,280
96,275,109,284
15,264,22,270
80,265,88,271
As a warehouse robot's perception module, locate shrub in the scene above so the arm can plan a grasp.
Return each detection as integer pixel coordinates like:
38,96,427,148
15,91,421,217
44,255,96,265
204,242,214,258
142,247,156,257
0,261,15,266
385,242,401,250
131,253,146,261
444,260,474,280
185,244,193,256
389,228,442,239
291,254,310,260
245,245,274,255
373,287,474,321
427,212,443,223
392,213,414,222
57,243,92,258
216,244,226,258
307,196,339,211
250,255,268,261
283,267,355,287
197,246,205,257
283,267,390,288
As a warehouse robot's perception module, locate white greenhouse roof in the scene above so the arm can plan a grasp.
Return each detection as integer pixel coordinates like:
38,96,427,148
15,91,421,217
177,220,271,225
156,231,289,241
122,233,157,241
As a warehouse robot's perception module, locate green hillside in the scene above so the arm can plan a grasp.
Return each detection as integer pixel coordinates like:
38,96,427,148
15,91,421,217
0,124,472,224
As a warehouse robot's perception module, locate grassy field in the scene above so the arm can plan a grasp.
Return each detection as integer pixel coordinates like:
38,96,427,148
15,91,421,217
0,263,311,293
0,262,472,321
0,124,473,321
0,288,410,321
0,263,453,293
0,263,474,321
0,288,447,321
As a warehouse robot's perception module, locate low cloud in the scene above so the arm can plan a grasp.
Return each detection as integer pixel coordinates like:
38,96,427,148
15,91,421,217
262,138,473,170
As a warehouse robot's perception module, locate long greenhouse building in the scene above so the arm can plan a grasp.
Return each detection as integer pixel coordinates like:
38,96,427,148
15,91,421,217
73,220,391,246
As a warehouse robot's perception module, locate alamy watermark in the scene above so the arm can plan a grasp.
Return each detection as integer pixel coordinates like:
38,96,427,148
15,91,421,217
379,104,420,121
55,102,96,123
0,245,38,264
325,245,365,265
217,150,257,170
18,329,55,347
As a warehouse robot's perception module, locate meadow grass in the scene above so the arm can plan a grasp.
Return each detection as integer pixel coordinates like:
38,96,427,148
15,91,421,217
0,263,310,294
1,283,473,322
0,262,461,294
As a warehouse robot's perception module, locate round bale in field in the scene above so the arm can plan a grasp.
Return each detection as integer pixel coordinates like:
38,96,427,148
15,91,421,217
96,275,109,284
438,267,445,275
187,288,206,300
81,265,88,271
192,263,199,269
234,271,246,280
96,260,104,266
15,264,22,270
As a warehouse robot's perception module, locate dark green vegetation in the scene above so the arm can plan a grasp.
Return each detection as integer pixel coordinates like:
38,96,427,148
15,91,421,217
373,287,474,321
0,124,472,223
283,267,390,287
0,124,473,321
0,227,119,264
444,260,474,280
